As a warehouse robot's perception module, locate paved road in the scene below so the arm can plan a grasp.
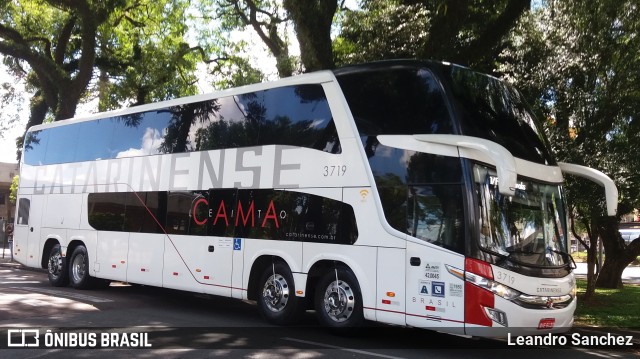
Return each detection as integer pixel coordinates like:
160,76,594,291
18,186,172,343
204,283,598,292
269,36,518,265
0,265,637,358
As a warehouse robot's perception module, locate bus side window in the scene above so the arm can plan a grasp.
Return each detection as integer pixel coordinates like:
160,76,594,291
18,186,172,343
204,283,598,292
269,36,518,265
166,191,209,236
407,185,464,253
17,198,30,225
124,192,163,233
87,193,126,231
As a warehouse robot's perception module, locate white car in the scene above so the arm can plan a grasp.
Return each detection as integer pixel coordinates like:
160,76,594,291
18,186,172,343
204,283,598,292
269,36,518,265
619,228,640,244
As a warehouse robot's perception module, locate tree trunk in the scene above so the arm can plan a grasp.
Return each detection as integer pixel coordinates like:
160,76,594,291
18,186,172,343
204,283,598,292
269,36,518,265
595,258,626,289
578,216,598,300
595,216,640,289
584,234,598,299
284,0,337,71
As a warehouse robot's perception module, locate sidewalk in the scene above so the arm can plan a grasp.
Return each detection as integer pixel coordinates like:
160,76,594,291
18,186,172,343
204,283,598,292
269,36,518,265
574,262,640,285
0,248,26,268
0,247,46,272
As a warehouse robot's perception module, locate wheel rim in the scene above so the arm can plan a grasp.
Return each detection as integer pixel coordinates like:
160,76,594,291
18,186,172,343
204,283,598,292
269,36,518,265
262,274,290,312
48,252,63,278
71,253,86,283
322,280,355,323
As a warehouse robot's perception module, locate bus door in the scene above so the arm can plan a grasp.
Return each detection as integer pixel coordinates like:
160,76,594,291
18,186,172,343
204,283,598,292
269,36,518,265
91,192,130,283
405,241,465,333
24,195,46,268
200,189,237,298
403,182,466,332
13,196,31,265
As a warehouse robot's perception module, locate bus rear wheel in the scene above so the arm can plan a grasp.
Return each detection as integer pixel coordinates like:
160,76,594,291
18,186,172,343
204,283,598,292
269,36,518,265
47,244,69,287
315,268,364,330
257,261,304,325
68,245,94,289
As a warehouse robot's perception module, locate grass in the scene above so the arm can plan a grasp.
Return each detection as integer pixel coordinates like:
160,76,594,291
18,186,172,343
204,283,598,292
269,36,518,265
571,251,588,263
574,278,640,327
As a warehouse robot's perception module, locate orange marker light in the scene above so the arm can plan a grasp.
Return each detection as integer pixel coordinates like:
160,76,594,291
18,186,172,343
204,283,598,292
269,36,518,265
386,292,396,298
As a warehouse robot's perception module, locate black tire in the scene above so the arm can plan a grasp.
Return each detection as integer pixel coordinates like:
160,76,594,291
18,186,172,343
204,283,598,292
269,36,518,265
68,245,94,289
47,244,69,287
315,267,364,330
257,261,304,325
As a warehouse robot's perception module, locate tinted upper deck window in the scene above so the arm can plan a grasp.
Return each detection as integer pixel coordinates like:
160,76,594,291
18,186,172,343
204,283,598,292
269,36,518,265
336,68,454,136
23,85,340,166
444,66,555,165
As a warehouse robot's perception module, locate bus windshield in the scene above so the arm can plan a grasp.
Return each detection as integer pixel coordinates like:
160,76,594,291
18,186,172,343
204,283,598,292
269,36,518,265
474,165,570,268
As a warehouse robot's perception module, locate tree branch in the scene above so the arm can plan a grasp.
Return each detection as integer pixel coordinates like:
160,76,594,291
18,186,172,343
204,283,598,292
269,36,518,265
420,0,471,60
54,15,77,65
458,0,531,68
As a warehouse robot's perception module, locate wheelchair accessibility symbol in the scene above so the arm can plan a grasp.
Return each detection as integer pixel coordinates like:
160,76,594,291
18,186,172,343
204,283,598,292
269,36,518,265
233,238,242,251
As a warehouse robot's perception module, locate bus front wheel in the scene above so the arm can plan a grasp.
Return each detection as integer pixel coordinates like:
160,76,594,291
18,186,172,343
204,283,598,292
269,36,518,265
315,268,364,330
257,261,304,325
68,245,94,289
47,244,69,287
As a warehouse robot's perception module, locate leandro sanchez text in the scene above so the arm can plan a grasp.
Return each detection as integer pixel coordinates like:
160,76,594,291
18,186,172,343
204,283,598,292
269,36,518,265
507,332,635,347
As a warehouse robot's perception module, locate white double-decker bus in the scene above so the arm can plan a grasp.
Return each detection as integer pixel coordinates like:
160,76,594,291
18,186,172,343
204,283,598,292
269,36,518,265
13,60,617,336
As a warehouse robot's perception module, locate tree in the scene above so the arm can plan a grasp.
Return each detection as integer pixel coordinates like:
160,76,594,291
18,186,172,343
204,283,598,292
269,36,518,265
213,0,294,77
9,175,18,205
94,0,202,109
0,0,118,124
500,0,640,291
0,0,215,160
336,0,532,72
283,0,338,71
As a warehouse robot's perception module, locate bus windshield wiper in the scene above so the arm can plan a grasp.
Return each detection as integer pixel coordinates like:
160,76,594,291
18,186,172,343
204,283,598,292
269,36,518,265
547,248,577,269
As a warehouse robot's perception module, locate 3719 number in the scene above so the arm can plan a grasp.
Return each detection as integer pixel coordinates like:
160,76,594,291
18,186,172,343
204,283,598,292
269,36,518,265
323,165,347,177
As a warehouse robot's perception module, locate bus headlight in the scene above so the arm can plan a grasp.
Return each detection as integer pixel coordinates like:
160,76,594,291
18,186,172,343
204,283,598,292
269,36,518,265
465,272,522,301
490,281,521,300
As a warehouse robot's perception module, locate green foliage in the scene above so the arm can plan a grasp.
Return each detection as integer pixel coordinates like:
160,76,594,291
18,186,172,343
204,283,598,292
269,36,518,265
499,0,640,289
9,175,18,205
95,0,201,109
336,1,431,66
207,0,295,78
336,0,531,72
501,0,640,221
0,0,212,125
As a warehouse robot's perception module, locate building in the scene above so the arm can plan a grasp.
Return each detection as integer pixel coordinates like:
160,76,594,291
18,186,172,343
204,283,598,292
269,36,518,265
0,162,19,223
